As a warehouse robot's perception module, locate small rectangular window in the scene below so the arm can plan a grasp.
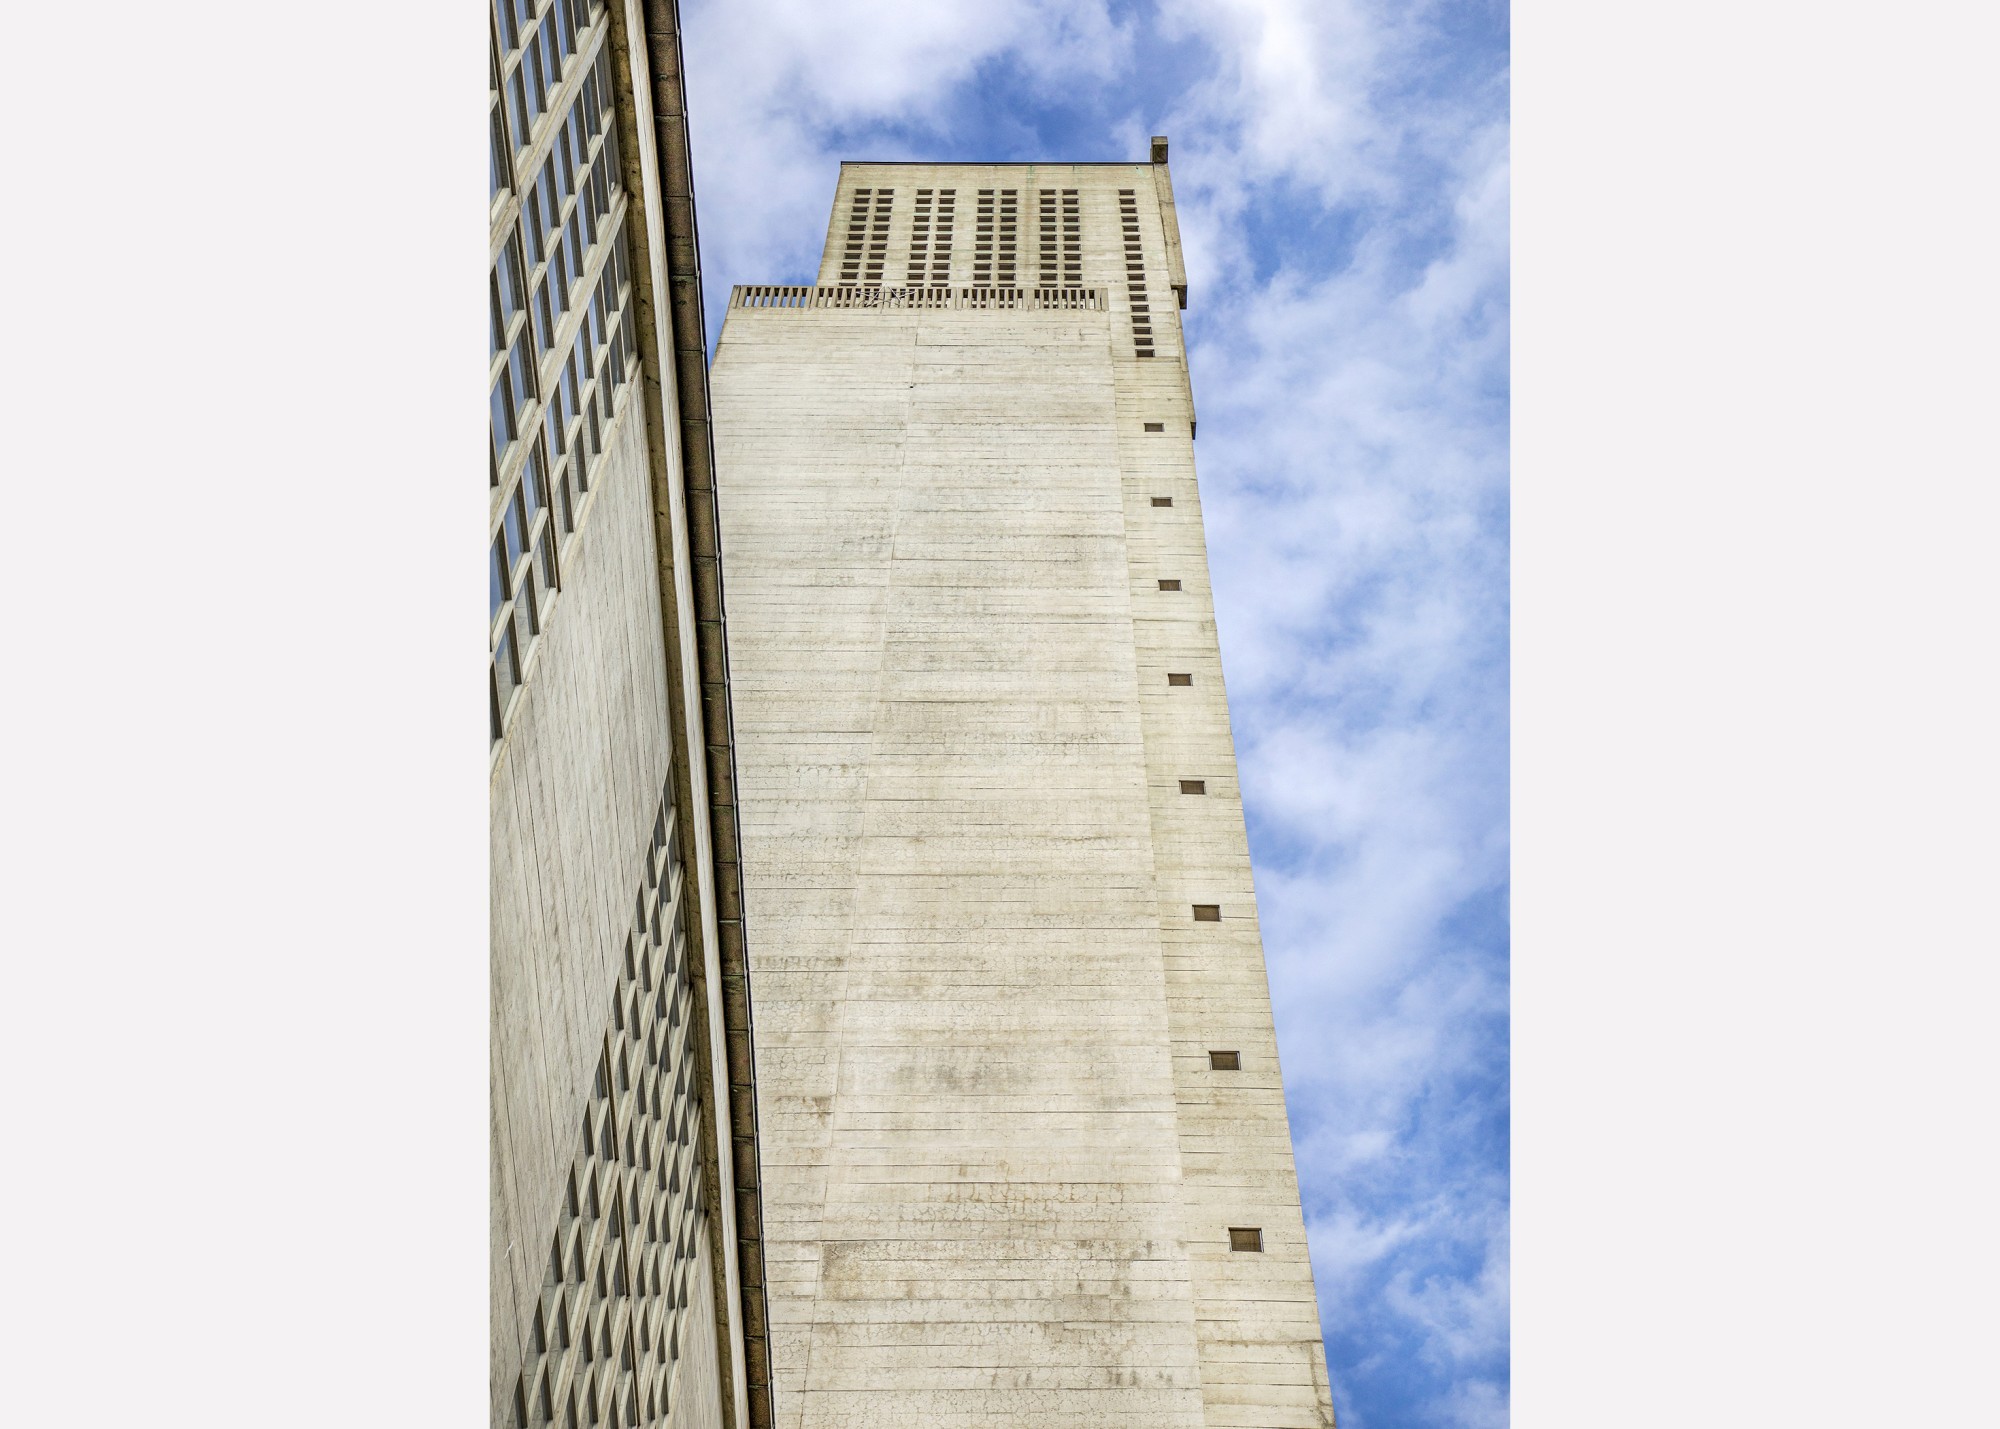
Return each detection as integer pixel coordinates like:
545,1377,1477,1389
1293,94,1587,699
1151,497,1173,508
1179,780,1205,795
1229,1227,1263,1252
1158,579,1181,591
1193,904,1221,922
1208,1050,1240,1071
1144,421,1164,432
1168,672,1192,686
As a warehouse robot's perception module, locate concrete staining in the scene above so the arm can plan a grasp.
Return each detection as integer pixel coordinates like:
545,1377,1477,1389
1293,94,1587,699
710,155,1334,1427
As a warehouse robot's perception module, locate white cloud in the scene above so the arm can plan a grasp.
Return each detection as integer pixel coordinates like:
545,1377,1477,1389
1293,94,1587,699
683,0,1128,292
1163,11,1509,1421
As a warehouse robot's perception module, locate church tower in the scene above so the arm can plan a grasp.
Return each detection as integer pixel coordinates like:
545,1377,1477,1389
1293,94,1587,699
708,143,1336,1428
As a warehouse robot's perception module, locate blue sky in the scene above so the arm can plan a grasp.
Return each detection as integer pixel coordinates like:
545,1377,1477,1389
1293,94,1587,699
680,2,1510,1423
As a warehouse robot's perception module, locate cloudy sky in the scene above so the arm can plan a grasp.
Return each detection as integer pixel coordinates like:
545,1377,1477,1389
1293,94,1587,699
679,2,1510,1423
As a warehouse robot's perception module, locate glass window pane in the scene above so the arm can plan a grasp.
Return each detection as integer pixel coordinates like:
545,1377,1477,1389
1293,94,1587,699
524,443,546,521
522,568,542,638
546,398,566,458
491,537,508,623
494,625,520,702
525,43,546,121
541,21,562,85
497,237,524,318
537,523,560,594
536,282,553,356
491,375,514,456
505,489,528,568
524,177,547,264
510,334,535,408
507,71,530,151
490,103,507,200
602,129,621,197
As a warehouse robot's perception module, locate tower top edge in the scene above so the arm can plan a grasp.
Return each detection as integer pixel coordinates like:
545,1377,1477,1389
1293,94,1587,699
834,157,1165,169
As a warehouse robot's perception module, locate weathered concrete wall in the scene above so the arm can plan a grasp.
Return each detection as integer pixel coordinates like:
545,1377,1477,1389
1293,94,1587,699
710,159,1333,1427
491,395,677,1417
669,1226,730,1429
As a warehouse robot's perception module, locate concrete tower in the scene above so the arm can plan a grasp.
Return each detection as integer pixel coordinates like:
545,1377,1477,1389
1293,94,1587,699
708,145,1336,1427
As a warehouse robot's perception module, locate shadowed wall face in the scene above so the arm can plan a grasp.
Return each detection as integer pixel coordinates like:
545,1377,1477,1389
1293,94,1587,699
490,2,751,1426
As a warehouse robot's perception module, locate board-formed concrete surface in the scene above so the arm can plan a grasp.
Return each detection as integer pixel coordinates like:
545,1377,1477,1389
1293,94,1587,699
710,154,1335,1428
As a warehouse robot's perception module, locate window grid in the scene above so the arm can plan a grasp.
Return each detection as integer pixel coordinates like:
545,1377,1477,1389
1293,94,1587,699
1061,190,1081,287
837,189,894,287
929,190,955,285
1118,190,1154,357
491,0,640,748
838,189,869,284
493,235,640,744
906,189,957,288
1038,190,1057,288
972,190,1018,287
906,190,933,287
1038,189,1081,289
863,190,893,285
495,0,591,163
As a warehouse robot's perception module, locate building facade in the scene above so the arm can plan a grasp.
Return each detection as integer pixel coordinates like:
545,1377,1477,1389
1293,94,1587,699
709,149,1336,1427
489,2,772,1426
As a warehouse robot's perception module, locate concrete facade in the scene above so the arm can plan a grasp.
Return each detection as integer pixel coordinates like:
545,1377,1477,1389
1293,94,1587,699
491,2,771,1426
710,151,1335,1427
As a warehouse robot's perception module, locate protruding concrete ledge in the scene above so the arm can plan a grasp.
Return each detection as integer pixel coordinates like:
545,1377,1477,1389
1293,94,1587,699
730,284,1108,311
